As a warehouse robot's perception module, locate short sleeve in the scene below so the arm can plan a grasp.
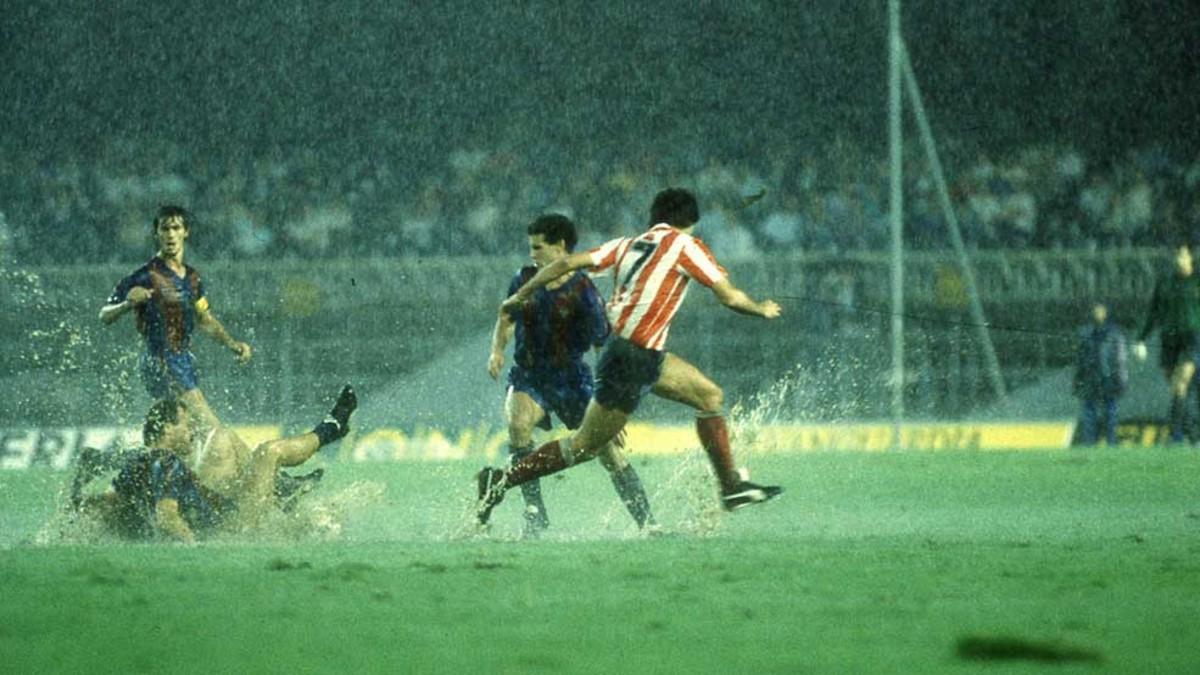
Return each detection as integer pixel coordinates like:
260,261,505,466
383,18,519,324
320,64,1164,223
107,272,139,305
676,237,727,287
587,237,629,273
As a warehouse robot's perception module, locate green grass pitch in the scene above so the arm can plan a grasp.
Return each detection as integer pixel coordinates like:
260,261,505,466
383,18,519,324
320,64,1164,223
1,449,1198,673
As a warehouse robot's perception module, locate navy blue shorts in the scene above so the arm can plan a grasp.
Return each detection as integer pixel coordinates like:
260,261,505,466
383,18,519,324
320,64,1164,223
140,351,199,400
1160,332,1199,371
508,362,593,430
594,338,665,415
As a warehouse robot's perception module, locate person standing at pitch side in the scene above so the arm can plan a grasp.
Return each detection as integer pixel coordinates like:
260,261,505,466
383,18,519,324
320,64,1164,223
1132,241,1200,443
477,188,782,524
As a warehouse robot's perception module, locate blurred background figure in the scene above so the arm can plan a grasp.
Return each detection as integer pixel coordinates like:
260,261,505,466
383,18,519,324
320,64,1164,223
1073,302,1128,445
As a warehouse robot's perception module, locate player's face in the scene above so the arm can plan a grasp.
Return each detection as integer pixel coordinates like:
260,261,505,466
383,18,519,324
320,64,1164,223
528,234,568,268
1092,304,1107,324
155,216,189,258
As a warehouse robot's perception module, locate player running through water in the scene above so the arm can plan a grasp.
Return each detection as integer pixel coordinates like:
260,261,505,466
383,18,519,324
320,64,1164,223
70,385,357,542
99,205,255,487
487,214,656,536
477,188,782,524
1132,241,1200,442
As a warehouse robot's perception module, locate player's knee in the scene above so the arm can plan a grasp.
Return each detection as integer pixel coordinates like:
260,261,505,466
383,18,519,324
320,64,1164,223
598,443,627,472
698,385,723,414
252,440,284,467
507,418,536,444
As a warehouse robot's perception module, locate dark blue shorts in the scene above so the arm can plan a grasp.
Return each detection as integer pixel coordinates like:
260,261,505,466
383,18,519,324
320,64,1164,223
507,362,594,430
1160,332,1199,371
140,351,199,400
594,338,665,415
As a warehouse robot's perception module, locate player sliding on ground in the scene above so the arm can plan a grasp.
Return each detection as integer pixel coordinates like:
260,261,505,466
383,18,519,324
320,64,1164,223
477,188,782,525
69,385,357,542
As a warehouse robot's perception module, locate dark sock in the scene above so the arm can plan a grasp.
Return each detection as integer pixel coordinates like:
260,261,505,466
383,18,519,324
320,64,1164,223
312,385,358,446
696,415,739,493
506,439,569,487
1170,397,1186,442
610,464,655,528
511,444,548,528
312,421,340,447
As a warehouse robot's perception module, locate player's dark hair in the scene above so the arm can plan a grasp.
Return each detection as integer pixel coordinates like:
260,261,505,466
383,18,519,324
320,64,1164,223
527,214,578,252
152,205,191,232
142,399,186,446
649,188,700,227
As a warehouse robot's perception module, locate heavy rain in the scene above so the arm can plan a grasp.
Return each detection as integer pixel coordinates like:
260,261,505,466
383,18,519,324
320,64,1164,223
2,1,1199,672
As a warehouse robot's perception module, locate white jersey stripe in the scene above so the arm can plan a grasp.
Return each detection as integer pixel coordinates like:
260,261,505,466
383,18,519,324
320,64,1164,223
584,223,726,351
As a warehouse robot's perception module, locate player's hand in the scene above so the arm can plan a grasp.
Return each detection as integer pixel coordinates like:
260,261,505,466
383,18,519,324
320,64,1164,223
126,286,153,306
1133,341,1147,362
487,351,504,380
500,293,526,315
231,341,253,364
759,300,781,319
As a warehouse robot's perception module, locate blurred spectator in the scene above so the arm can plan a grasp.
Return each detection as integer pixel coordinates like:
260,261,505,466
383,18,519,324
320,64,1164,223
2,134,1197,265
702,204,759,261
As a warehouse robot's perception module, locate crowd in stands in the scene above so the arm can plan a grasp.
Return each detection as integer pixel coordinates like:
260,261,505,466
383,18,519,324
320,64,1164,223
2,133,1198,266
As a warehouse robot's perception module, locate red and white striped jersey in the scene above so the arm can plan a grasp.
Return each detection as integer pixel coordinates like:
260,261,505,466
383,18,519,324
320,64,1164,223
587,223,726,351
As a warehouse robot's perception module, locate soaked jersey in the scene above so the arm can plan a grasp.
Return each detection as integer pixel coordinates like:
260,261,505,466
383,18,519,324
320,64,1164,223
108,257,208,356
506,266,608,370
109,448,229,540
587,224,726,351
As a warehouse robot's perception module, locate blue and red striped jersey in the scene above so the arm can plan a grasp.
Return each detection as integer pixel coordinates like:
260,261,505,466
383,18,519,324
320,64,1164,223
107,257,208,356
506,266,608,370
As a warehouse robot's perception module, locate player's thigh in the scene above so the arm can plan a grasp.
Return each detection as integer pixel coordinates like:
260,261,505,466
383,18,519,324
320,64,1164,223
1169,360,1195,395
236,441,284,506
504,389,546,441
571,400,628,459
651,352,722,413
178,388,221,430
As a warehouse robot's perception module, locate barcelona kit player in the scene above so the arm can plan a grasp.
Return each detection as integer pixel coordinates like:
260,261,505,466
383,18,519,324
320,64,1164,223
70,387,358,541
106,253,210,399
488,214,656,535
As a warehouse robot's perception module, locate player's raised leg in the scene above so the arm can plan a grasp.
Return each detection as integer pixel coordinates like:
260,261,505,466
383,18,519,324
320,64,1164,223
478,400,627,525
231,385,357,523
652,352,781,510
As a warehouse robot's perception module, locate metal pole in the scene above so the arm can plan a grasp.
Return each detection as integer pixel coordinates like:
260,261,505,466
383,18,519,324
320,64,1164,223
889,0,905,448
899,40,1006,399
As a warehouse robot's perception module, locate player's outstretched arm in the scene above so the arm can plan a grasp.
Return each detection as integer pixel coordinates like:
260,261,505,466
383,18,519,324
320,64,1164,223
197,308,252,363
710,279,781,319
500,251,594,313
154,498,196,544
98,286,153,324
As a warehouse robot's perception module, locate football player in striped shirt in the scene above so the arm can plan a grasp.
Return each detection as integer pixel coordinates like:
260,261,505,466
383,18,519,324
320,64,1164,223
477,188,781,525
487,214,656,536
